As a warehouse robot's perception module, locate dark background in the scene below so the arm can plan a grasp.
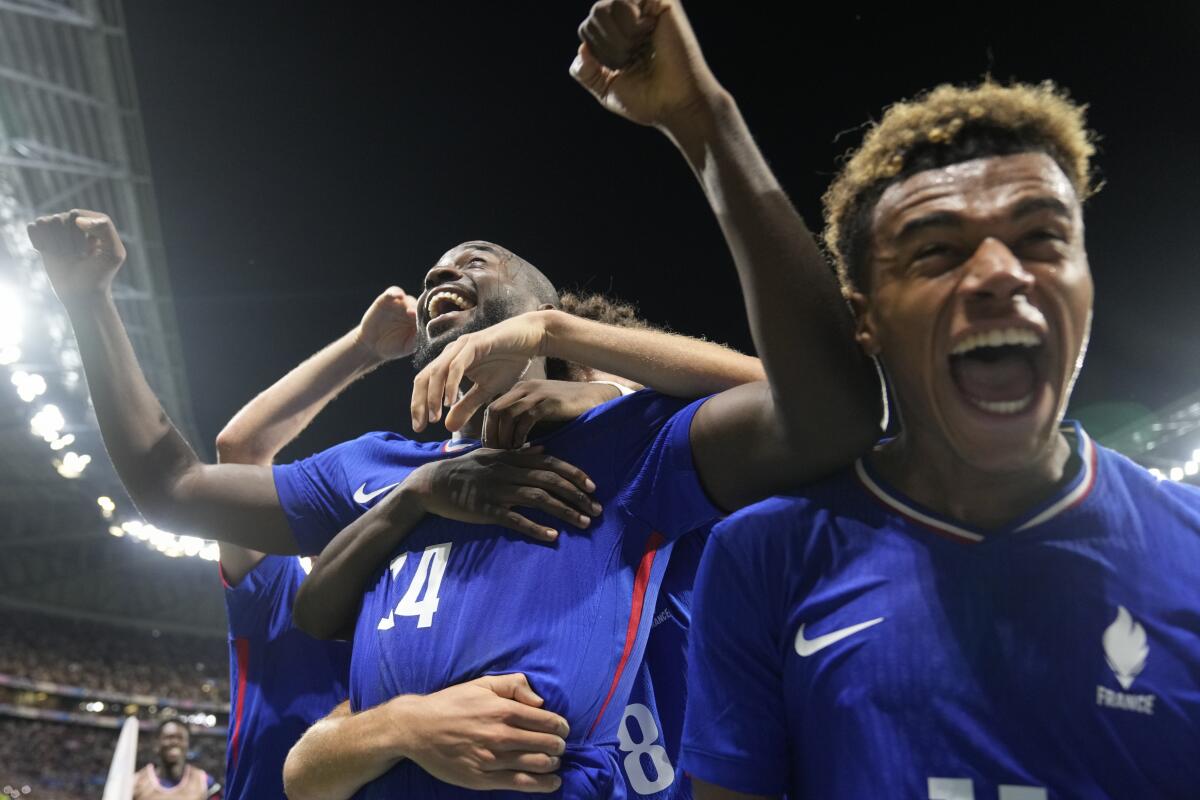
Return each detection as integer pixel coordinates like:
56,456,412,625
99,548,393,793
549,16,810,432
121,3,1200,460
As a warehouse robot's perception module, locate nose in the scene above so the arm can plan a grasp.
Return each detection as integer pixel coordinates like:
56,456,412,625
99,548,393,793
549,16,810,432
423,264,463,292
959,237,1035,303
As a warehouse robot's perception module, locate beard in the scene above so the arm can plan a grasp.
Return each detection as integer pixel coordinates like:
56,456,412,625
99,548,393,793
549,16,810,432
412,295,528,371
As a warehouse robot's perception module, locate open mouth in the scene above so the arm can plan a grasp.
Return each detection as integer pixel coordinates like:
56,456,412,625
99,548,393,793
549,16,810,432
948,327,1046,416
425,287,477,333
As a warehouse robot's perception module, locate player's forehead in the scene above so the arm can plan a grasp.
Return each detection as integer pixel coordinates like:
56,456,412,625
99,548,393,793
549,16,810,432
871,152,1080,246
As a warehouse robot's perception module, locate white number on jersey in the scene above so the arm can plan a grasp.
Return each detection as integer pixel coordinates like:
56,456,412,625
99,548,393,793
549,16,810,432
377,542,452,630
619,703,675,794
928,778,1047,800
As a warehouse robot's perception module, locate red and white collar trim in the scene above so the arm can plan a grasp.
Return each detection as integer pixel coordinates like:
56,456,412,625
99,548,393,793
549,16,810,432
854,426,1097,544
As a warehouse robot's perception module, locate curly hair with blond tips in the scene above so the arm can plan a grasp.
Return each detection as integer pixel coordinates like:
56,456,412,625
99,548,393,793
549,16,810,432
823,80,1099,296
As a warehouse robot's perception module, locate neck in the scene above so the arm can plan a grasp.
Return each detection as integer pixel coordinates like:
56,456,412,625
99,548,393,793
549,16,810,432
869,427,1074,530
456,358,548,440
159,760,185,782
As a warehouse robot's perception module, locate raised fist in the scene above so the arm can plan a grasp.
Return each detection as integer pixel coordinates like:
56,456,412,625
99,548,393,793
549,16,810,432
357,286,419,362
27,210,127,299
571,0,721,130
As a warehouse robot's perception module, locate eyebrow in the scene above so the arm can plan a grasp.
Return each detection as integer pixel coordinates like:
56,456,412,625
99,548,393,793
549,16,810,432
895,195,1072,243
896,211,962,243
1010,196,1072,221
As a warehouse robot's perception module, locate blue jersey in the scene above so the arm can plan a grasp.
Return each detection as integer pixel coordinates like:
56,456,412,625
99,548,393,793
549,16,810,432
273,390,719,798
683,423,1200,799
223,555,352,800
616,527,708,800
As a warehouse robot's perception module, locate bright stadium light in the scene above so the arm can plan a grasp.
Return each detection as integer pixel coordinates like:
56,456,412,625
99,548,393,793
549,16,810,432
97,496,116,518
49,433,75,450
30,404,65,441
108,525,125,537
11,370,45,402
1149,467,1165,480
1187,461,1199,477
1169,466,1184,482
0,345,18,365
54,451,91,478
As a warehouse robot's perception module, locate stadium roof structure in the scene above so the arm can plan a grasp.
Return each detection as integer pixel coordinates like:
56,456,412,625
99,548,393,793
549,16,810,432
0,0,223,636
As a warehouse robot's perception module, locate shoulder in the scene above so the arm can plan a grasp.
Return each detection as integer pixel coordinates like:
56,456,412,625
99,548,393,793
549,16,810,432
713,468,861,547
544,389,700,444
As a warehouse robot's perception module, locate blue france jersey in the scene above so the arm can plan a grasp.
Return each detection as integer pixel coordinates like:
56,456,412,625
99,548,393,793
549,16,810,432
683,423,1200,799
223,554,351,800
273,390,719,798
617,527,709,800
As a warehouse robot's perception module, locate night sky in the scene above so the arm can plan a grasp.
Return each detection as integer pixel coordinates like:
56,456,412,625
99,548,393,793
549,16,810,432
120,3,1200,462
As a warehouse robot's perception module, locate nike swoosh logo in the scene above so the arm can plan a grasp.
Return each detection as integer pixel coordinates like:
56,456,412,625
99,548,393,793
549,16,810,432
794,616,884,657
353,482,401,505
443,441,475,452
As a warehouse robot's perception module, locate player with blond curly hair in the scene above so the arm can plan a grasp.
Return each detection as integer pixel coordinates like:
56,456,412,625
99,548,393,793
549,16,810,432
571,1,1200,797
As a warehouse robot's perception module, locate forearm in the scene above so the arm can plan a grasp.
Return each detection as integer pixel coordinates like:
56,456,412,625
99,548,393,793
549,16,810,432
284,699,410,800
62,291,203,522
216,328,382,464
540,310,764,397
663,94,881,445
293,484,427,639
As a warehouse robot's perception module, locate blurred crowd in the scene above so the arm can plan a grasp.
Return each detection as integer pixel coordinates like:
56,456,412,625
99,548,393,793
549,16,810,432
0,718,224,800
0,612,227,705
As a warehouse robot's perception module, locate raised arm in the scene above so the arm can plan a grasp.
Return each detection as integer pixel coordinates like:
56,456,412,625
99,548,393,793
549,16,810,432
571,0,881,453
283,675,570,799
216,286,418,583
411,309,764,433
28,210,294,553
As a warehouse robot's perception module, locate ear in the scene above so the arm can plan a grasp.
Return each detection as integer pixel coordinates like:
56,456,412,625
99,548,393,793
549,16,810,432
847,291,882,357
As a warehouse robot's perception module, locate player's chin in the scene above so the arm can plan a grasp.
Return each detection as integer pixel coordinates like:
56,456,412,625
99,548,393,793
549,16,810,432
938,377,1061,472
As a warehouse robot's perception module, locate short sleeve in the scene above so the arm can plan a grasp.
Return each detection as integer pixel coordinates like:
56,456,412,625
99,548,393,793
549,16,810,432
272,438,364,555
223,555,302,640
616,394,720,540
681,527,789,796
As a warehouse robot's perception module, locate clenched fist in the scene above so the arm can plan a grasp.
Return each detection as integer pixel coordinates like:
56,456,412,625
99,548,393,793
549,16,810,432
570,0,722,131
27,209,126,300
356,286,420,362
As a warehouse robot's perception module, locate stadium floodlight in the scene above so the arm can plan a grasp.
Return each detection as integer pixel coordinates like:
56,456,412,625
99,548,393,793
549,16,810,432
97,496,116,518
1187,461,1199,477
0,345,18,365
50,433,75,450
11,370,45,402
55,451,91,478
1149,467,1165,480
1169,466,1184,482
108,525,124,537
30,404,65,441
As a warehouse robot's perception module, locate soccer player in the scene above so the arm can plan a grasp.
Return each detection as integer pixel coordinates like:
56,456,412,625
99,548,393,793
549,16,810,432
560,13,1200,800
133,719,218,800
285,295,713,799
27,23,879,785
218,287,671,798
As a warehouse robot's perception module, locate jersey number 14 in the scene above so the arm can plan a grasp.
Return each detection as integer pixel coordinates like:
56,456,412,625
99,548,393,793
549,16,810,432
378,542,453,630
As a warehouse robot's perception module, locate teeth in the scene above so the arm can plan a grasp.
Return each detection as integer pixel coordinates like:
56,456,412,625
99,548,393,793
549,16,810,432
970,394,1034,415
427,290,471,319
951,328,1043,356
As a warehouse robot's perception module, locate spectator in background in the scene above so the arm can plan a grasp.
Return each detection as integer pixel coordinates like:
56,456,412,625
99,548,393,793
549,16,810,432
133,719,219,800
